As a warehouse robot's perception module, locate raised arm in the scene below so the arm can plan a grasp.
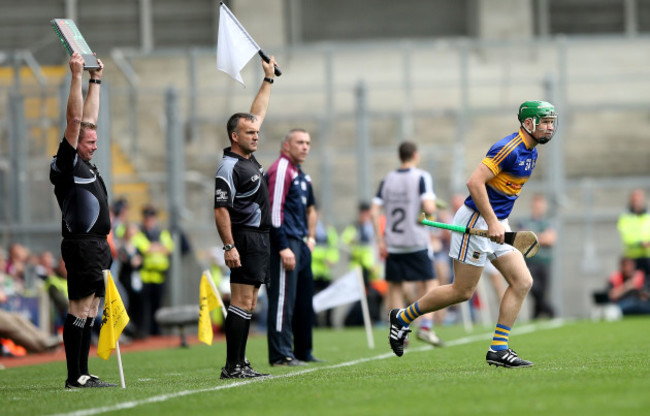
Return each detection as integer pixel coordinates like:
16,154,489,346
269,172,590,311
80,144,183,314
82,56,104,125
63,53,85,149
249,56,277,126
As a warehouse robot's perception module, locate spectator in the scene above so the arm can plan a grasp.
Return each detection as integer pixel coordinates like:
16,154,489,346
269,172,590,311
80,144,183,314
0,248,23,298
607,257,650,315
117,223,144,337
6,243,29,286
341,202,384,325
341,203,379,284
111,197,130,240
37,252,69,332
0,310,62,354
311,217,340,327
132,205,174,337
517,193,556,318
617,189,650,278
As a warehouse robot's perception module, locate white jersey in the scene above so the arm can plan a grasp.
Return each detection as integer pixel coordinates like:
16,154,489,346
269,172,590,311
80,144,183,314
373,167,435,253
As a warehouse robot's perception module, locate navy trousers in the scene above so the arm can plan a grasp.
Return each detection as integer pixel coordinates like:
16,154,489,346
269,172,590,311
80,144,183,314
267,237,314,363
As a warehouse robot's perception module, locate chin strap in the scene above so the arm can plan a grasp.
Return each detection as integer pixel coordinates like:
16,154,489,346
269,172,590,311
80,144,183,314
521,121,536,137
522,121,552,145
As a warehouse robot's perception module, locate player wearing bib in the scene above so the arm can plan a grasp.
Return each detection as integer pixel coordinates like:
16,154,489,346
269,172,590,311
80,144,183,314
388,101,558,368
372,142,444,347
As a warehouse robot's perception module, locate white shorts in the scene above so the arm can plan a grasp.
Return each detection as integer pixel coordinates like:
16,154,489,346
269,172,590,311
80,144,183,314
448,205,515,267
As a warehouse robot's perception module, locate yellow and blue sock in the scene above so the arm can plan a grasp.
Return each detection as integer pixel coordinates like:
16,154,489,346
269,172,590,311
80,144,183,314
491,323,511,351
396,302,422,327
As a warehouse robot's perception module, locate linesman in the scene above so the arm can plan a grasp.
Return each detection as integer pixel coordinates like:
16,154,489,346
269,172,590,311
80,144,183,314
214,56,277,379
50,52,116,388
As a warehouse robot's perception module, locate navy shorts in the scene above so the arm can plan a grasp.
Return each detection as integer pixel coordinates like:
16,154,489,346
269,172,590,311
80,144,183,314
61,237,112,300
230,229,270,287
385,249,436,282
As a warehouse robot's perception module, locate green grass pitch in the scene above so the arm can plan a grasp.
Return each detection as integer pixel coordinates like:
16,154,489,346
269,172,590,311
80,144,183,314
1,317,649,416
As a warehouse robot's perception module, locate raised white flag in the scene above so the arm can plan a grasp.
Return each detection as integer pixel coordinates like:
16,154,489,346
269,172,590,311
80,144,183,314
217,2,261,86
313,269,365,313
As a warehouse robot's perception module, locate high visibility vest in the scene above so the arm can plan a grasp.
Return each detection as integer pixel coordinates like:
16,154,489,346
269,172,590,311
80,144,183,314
617,212,650,259
45,274,68,297
341,224,378,279
311,226,340,281
132,229,175,284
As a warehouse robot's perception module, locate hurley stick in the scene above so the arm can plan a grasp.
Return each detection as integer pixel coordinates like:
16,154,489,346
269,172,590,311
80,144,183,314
418,214,539,258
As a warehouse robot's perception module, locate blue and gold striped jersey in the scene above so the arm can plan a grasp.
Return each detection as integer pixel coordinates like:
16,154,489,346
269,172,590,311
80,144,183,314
465,129,537,219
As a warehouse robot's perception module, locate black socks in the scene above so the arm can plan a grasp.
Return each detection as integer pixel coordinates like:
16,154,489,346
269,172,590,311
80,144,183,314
63,314,86,382
224,305,252,367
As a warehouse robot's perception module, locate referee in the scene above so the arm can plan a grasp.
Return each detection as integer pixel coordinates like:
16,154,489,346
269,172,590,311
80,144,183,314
50,52,116,389
214,56,277,379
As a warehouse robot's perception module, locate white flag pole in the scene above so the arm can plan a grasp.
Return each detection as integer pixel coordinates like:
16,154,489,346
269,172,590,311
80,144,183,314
204,269,228,318
102,270,126,388
355,268,375,349
115,342,126,389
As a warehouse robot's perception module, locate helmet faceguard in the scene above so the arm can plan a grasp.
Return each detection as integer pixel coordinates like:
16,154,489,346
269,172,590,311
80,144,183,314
518,100,558,144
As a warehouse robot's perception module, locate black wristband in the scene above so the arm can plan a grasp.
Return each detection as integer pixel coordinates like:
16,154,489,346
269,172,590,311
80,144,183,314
89,79,101,84
263,77,274,84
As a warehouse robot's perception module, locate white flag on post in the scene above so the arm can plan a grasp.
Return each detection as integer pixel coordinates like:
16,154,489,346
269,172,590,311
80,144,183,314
313,269,365,313
217,2,261,86
313,268,375,349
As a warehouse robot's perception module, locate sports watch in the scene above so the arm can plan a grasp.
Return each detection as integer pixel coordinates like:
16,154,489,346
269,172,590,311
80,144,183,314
223,244,235,251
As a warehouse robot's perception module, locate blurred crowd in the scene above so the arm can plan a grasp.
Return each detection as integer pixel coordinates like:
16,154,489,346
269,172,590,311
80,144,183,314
0,196,180,357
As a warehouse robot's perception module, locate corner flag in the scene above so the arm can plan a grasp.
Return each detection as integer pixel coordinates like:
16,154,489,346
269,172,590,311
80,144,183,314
313,269,365,313
97,271,129,360
312,268,375,349
198,271,222,345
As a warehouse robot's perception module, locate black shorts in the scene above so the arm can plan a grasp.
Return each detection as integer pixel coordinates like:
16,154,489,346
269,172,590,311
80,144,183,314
61,237,112,300
385,249,435,282
230,229,270,286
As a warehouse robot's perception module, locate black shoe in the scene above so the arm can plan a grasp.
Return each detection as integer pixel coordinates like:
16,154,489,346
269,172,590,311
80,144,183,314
220,363,248,379
242,360,270,377
302,356,325,363
271,357,305,367
388,309,411,357
87,374,118,387
486,348,534,368
65,375,117,389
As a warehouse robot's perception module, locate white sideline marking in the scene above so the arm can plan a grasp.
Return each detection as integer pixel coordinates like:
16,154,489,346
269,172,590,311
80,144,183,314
48,319,566,416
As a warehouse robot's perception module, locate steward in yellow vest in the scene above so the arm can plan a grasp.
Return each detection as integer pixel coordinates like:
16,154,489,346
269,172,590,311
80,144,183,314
617,189,650,277
132,205,175,336
132,208,175,284
311,222,340,284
